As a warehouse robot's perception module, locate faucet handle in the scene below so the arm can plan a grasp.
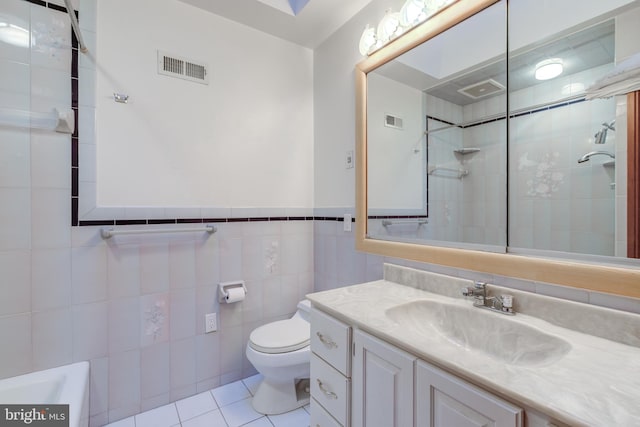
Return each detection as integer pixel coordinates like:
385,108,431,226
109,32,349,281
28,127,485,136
462,282,485,297
501,295,513,312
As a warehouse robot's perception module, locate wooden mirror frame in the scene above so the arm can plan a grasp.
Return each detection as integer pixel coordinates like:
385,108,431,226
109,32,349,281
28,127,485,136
355,0,640,298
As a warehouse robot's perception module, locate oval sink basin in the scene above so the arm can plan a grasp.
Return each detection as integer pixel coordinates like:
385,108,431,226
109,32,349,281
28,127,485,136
385,300,571,366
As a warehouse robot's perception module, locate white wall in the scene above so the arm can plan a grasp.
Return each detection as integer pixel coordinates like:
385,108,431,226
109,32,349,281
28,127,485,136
313,0,404,212
96,0,314,208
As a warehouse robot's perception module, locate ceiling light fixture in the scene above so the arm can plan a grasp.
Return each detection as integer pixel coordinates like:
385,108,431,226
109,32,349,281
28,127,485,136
535,58,564,81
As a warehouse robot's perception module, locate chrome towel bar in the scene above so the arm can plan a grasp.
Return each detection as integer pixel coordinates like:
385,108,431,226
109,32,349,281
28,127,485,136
100,225,217,239
428,166,468,179
382,219,428,226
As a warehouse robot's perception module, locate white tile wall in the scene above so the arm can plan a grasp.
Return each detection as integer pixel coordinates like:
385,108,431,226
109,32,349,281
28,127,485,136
72,301,107,361
108,350,141,419
71,245,107,304
32,248,71,310
31,131,71,188
32,188,71,248
32,308,73,370
0,129,30,187
30,4,71,70
509,90,617,255
0,250,31,315
0,188,32,249
140,342,170,401
0,313,32,378
109,297,141,353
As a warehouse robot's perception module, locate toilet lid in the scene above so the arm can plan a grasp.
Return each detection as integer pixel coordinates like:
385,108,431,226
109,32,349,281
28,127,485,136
249,318,310,354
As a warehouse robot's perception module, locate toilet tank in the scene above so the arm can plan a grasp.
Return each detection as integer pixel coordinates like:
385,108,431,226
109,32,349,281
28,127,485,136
295,299,311,322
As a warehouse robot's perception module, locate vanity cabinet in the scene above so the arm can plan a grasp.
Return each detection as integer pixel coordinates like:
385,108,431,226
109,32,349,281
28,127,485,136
416,360,523,427
310,307,353,427
352,330,415,427
310,306,545,427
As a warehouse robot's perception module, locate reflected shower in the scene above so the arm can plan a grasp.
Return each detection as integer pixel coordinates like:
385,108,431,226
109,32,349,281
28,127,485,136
594,120,615,144
577,150,615,164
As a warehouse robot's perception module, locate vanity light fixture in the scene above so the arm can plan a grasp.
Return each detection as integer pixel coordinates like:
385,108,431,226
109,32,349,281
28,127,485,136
400,0,428,27
377,9,403,46
359,24,377,56
535,58,564,80
359,0,458,56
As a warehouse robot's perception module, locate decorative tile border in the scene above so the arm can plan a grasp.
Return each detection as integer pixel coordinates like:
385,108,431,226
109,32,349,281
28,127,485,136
78,216,356,227
427,97,587,129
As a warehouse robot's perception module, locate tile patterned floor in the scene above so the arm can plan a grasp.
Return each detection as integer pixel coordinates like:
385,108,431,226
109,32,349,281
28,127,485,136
105,374,310,427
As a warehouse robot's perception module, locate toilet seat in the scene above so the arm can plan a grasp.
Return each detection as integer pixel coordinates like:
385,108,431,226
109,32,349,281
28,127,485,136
249,318,310,354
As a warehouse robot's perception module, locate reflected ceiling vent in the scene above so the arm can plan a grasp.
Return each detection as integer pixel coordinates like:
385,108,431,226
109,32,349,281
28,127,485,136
384,113,404,130
157,51,209,85
458,79,505,99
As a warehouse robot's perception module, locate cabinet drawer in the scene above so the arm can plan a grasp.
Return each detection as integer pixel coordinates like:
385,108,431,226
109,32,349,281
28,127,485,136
310,397,343,427
311,307,352,375
311,353,350,426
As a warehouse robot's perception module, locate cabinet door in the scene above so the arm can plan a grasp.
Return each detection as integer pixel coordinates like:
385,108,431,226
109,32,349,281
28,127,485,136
416,360,522,427
352,329,415,427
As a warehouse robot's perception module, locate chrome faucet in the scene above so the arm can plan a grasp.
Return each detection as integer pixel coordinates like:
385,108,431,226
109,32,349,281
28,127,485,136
462,281,487,304
462,281,514,315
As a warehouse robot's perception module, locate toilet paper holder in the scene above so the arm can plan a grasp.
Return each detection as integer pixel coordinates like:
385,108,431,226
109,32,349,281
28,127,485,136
218,280,247,303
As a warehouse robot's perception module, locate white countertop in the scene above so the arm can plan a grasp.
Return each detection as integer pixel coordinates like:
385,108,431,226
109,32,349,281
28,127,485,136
307,278,640,427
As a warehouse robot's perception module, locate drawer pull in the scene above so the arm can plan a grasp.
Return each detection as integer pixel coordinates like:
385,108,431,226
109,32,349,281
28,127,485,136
316,379,338,400
316,332,338,349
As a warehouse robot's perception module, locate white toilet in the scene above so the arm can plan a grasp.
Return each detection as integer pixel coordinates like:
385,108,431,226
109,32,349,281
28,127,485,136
246,300,311,415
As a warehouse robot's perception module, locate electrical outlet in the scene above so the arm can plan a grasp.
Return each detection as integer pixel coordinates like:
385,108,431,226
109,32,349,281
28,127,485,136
205,313,217,333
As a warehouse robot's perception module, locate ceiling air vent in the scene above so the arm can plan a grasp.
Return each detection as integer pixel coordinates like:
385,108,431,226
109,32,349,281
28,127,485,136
384,113,404,130
157,51,209,85
458,79,504,99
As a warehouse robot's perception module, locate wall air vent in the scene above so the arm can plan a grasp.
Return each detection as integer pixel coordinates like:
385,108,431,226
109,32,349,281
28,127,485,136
384,113,404,130
157,51,209,85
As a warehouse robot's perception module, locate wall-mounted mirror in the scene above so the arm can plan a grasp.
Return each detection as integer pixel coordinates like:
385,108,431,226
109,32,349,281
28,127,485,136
507,9,624,259
366,0,506,251
356,0,640,297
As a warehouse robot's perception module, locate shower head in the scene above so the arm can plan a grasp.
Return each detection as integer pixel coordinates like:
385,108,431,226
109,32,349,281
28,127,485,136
577,150,615,164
